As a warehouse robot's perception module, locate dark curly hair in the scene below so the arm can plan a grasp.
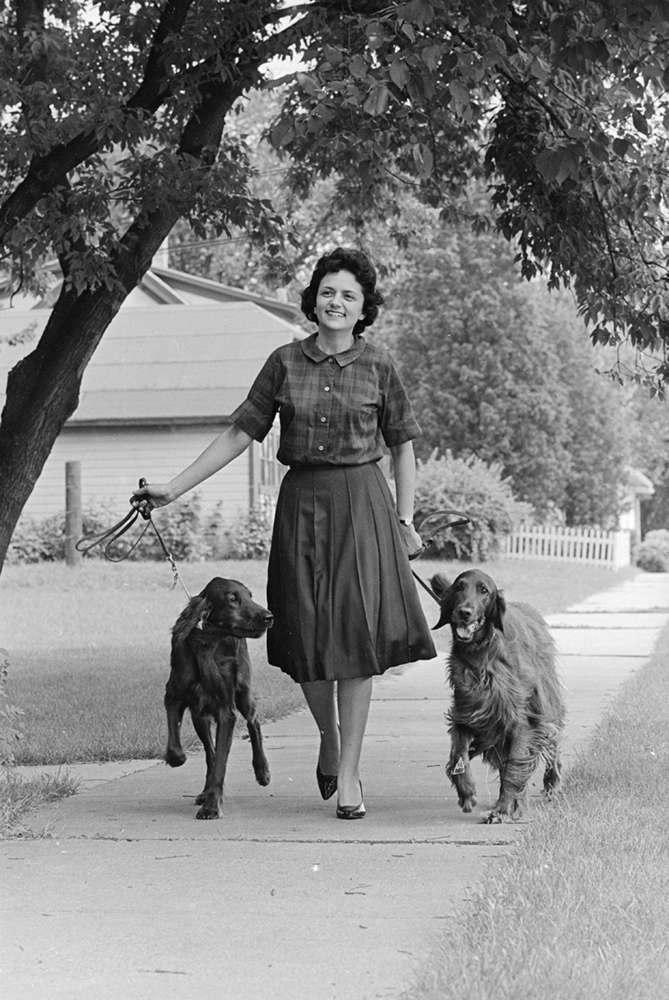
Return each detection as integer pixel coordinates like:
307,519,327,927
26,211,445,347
300,247,385,337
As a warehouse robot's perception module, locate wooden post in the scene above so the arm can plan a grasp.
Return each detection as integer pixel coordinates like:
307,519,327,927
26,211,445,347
65,461,82,566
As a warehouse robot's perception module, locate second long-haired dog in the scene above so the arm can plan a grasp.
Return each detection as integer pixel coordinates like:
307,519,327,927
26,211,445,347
431,569,565,823
164,577,273,819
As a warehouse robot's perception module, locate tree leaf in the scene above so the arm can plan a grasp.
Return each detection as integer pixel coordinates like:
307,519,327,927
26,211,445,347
632,109,650,135
389,59,411,89
363,84,390,117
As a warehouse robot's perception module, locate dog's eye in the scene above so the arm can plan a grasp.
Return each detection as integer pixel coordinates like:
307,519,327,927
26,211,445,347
228,594,239,603
479,586,488,595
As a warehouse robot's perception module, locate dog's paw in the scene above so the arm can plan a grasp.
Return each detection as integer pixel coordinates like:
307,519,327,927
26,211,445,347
482,807,519,824
196,803,222,820
165,747,187,768
482,809,506,824
255,766,271,787
459,794,477,813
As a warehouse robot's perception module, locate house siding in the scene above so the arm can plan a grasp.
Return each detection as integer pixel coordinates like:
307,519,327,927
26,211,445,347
19,423,251,525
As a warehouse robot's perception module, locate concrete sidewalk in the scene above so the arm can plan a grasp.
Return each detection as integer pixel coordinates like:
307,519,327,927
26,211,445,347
2,572,668,1000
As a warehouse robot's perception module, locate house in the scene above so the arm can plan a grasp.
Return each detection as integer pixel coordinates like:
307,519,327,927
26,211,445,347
619,466,655,547
0,265,307,527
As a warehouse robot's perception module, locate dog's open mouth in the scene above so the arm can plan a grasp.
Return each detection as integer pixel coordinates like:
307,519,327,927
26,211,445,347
454,619,485,642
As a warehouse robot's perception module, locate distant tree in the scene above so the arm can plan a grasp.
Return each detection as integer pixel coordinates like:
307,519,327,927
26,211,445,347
627,381,669,535
380,215,631,525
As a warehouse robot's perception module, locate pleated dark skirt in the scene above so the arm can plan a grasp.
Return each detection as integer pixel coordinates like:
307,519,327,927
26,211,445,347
266,462,437,682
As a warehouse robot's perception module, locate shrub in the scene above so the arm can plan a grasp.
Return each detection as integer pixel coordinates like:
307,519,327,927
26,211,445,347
6,512,69,563
635,529,669,573
414,450,532,562
6,494,223,564
224,503,275,559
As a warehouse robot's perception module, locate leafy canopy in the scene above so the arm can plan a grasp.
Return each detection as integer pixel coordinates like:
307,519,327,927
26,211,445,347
1,1,669,387
272,0,669,388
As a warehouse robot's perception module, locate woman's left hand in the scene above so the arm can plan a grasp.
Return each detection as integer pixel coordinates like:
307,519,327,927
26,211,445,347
399,521,424,558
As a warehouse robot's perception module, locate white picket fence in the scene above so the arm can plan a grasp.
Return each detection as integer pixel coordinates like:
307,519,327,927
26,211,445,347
503,525,631,569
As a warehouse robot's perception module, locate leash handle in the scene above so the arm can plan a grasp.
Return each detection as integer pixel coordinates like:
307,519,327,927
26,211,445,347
135,477,151,519
75,477,191,598
409,507,471,605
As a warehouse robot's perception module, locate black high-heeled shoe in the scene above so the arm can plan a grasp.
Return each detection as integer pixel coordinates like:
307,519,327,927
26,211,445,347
316,763,338,801
336,782,365,820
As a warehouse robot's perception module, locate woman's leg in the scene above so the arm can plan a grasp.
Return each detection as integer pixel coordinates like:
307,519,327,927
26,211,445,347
337,676,373,806
300,680,340,775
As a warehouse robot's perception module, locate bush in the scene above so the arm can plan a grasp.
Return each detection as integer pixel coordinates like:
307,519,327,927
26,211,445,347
635,529,669,572
224,503,275,559
6,511,69,563
414,450,531,562
7,494,223,564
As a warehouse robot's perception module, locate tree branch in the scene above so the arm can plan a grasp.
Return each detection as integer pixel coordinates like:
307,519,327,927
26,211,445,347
0,0,196,244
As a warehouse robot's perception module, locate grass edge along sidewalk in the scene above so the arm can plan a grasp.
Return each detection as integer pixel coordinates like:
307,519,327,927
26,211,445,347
401,619,669,1000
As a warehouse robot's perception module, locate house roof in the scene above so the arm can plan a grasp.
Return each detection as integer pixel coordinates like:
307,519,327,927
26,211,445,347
624,467,655,497
0,301,305,425
0,261,303,325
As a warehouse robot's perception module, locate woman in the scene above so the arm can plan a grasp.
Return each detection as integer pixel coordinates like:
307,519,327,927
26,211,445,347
132,247,436,819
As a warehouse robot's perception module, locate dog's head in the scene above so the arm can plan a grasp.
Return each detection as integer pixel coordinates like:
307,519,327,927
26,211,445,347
174,577,273,642
430,569,506,642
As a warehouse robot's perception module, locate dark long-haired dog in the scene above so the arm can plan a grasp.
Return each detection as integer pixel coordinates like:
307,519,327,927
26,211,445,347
431,569,565,823
164,577,273,819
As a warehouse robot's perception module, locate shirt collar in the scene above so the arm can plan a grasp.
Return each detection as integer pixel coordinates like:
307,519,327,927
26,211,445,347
301,333,367,368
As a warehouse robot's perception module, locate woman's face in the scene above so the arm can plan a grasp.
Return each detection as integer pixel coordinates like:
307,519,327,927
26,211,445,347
315,269,366,337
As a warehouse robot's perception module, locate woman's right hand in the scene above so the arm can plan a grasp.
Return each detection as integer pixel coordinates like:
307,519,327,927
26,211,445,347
130,482,176,517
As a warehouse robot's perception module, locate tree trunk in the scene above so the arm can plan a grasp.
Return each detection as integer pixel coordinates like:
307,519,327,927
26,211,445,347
0,38,264,575
0,210,178,573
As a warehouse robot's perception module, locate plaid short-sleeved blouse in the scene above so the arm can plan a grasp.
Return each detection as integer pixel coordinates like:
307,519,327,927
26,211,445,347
230,333,421,467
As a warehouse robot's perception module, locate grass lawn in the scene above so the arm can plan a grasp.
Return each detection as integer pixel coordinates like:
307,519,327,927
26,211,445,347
402,619,669,1000
1,556,635,766
1,559,303,765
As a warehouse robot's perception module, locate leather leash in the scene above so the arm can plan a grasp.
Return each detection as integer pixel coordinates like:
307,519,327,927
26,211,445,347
75,478,192,598
408,509,471,604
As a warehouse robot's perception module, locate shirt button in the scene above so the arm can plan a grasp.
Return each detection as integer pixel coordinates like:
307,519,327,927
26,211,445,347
324,386,330,392
320,416,326,423
318,445,324,451
328,357,334,363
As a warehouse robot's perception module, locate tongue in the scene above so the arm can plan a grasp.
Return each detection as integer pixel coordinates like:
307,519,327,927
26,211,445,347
456,622,478,640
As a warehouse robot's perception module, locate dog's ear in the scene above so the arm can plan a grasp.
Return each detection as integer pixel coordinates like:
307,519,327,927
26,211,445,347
430,572,451,600
172,594,210,643
490,589,507,633
430,573,453,630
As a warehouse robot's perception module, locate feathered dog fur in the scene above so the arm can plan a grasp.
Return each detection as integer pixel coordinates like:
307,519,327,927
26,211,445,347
164,577,273,819
431,569,565,823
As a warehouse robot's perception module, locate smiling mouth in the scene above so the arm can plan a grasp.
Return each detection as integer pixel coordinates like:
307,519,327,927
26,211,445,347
454,619,485,642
